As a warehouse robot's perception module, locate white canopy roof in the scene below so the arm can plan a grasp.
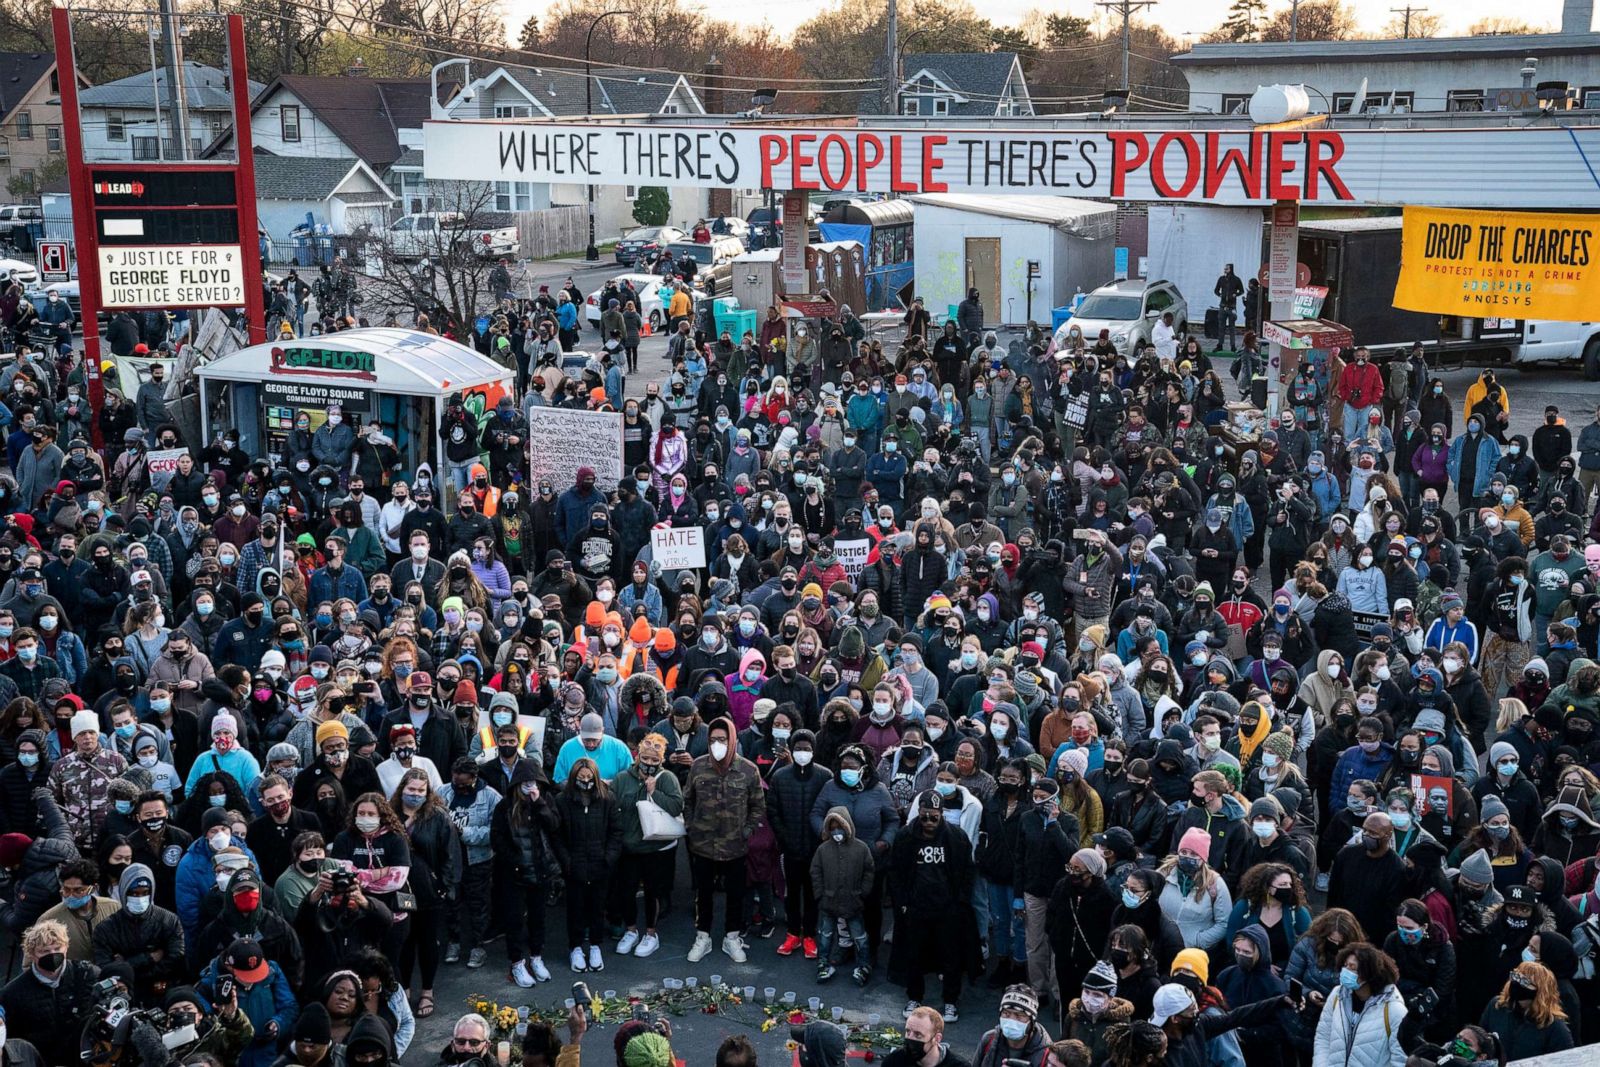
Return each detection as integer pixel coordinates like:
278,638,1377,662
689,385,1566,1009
194,327,510,396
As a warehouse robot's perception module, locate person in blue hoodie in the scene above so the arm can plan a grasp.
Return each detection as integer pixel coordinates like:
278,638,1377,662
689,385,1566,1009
1329,716,1396,805
1213,923,1289,1067
185,712,262,796
1304,452,1343,521
196,936,299,1067
175,807,260,944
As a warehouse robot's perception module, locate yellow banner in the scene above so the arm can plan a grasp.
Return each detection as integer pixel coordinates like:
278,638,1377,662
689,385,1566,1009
1393,206,1600,321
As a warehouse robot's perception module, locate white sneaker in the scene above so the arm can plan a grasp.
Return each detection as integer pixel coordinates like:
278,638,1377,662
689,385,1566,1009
722,933,748,963
1315,872,1330,892
903,1000,920,1018
943,1004,959,1024
570,947,587,972
530,956,551,983
688,931,714,962
635,932,660,958
617,930,640,955
589,945,604,971
511,959,535,988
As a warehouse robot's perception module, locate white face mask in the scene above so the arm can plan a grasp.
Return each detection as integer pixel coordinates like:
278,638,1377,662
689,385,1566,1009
1442,656,1462,674
793,750,814,767
355,815,381,834
208,830,231,852
1325,663,1341,679
710,742,729,761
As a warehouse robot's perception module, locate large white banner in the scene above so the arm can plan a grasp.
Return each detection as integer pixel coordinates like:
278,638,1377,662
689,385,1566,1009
424,121,1600,209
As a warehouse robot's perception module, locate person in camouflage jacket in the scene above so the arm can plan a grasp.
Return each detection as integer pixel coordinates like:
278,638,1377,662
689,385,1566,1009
47,709,127,851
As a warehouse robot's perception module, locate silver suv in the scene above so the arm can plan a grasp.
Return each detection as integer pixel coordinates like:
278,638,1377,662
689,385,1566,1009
1057,278,1187,356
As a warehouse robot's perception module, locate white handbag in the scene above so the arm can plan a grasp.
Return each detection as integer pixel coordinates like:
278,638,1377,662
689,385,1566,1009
637,796,686,841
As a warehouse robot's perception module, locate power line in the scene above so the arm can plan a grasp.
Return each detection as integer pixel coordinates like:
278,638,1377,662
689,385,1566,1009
1094,0,1156,94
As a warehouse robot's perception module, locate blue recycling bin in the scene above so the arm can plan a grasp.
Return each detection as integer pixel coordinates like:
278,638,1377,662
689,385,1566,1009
1051,306,1073,333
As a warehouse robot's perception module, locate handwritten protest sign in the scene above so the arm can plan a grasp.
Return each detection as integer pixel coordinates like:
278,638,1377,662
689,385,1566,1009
147,448,189,491
651,525,706,570
526,407,624,490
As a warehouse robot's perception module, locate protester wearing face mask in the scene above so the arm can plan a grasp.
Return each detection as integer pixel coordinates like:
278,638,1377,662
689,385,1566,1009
683,717,763,965
1313,943,1408,1067
2,919,102,1066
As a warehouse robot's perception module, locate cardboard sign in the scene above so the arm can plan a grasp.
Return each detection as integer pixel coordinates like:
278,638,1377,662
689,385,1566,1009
525,407,624,491
835,536,872,581
651,525,706,570
146,448,189,491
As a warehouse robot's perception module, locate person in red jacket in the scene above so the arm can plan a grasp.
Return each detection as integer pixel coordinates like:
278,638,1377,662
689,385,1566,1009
1336,347,1385,442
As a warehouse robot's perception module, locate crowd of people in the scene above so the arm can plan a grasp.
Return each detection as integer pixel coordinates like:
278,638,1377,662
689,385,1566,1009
0,275,1598,1067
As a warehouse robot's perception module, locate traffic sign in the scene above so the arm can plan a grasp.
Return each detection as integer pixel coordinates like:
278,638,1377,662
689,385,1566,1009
37,240,69,281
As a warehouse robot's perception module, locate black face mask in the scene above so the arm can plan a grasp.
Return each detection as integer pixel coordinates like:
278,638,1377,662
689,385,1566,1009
497,744,519,760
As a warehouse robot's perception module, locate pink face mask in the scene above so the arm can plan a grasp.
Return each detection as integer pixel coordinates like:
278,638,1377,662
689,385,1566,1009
214,736,233,753
253,687,272,702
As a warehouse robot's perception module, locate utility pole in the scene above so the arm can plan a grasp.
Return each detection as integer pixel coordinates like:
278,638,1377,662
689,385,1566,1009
156,0,190,160
583,8,631,262
1389,3,1428,37
1290,0,1300,39
1096,0,1155,99
884,0,898,115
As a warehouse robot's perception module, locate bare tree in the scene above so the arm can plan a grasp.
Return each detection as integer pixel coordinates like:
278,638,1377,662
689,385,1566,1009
354,181,504,332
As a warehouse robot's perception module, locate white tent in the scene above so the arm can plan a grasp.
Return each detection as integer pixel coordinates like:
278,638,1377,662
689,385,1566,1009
195,327,513,481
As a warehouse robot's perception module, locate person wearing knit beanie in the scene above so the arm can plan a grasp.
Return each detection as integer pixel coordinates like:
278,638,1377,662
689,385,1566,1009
1171,947,1210,985
1083,958,1120,995
1178,826,1213,861
1070,847,1106,880
211,713,238,738
1260,731,1294,769
623,1031,674,1067
70,709,99,740
1056,747,1090,782
315,720,349,748
1458,847,1495,886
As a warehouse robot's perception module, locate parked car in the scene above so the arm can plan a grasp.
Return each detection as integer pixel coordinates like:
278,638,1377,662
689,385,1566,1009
380,212,519,261
615,225,686,266
0,258,38,287
1055,278,1187,356
663,237,744,296
584,272,705,333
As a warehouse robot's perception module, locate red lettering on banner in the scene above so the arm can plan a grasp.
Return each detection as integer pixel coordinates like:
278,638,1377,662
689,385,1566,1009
921,135,948,192
889,137,916,192
1202,132,1261,200
818,134,852,191
791,134,820,191
1306,131,1353,201
759,136,787,189
1150,133,1200,198
856,134,884,192
1266,132,1303,199
1108,132,1150,197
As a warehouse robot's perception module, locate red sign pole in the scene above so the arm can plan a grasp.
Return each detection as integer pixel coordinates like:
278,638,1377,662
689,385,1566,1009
51,6,104,453
227,14,266,346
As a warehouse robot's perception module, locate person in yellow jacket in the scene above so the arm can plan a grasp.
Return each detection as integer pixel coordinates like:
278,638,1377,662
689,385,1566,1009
1463,369,1511,440
1493,484,1536,546
668,284,692,329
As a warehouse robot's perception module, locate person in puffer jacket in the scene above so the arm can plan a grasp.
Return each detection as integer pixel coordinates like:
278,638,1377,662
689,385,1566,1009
196,937,299,1067
811,806,876,981
0,787,78,936
1312,943,1409,1067
90,862,185,999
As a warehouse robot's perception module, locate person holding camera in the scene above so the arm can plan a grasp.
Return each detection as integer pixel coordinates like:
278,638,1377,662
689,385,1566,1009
292,865,393,994
159,984,254,1066
195,938,297,1067
0,919,102,1067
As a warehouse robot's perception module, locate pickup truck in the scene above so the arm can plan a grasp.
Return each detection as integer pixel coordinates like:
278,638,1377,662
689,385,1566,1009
1515,320,1600,379
380,212,519,261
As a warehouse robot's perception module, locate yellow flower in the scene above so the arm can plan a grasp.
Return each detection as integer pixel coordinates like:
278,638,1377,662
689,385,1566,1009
761,1020,776,1033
